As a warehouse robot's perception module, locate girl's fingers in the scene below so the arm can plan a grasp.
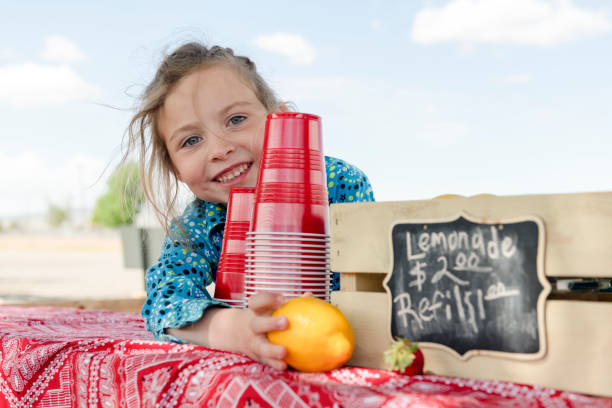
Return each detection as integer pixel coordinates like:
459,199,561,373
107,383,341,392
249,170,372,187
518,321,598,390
250,314,288,335
248,291,286,315
302,291,314,297
250,335,287,369
259,356,288,371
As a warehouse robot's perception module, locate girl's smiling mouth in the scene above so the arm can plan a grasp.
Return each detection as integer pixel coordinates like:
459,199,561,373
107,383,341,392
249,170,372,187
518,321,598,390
213,162,253,184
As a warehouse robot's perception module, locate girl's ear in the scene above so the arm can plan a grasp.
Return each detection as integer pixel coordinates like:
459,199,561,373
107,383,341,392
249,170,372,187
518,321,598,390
277,102,289,112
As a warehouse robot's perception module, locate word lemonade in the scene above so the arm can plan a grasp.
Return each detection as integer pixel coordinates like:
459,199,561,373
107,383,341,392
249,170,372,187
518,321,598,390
392,224,524,337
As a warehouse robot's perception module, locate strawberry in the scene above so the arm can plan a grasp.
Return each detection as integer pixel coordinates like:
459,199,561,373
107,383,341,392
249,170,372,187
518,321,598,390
383,338,424,375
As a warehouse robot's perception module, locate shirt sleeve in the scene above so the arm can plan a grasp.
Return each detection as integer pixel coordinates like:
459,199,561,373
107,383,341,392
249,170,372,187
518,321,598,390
325,156,375,204
140,202,229,343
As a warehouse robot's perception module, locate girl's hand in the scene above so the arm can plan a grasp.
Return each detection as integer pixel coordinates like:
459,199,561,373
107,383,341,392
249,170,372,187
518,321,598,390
240,292,289,370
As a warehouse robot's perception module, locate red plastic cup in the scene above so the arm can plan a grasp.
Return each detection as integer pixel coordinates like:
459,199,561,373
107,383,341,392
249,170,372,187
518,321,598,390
244,113,332,301
252,113,329,234
219,253,246,262
244,274,330,282
246,259,328,268
214,187,255,308
214,272,245,302
250,203,329,234
225,188,255,223
263,112,323,150
259,149,325,185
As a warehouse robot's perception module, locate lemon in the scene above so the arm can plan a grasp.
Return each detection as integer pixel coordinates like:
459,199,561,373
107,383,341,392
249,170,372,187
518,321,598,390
267,297,354,372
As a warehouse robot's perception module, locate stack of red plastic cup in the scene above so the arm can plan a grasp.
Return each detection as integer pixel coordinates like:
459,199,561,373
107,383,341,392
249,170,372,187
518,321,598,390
213,187,255,308
245,112,331,301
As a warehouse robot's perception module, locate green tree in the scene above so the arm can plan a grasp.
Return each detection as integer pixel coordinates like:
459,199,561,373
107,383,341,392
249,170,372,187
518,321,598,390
48,204,69,227
92,161,144,227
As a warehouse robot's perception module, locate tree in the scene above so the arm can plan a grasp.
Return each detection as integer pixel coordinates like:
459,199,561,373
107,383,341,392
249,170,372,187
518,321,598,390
48,204,69,227
92,161,144,227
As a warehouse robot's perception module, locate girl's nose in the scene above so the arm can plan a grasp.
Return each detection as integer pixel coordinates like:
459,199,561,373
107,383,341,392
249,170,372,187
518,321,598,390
209,134,235,161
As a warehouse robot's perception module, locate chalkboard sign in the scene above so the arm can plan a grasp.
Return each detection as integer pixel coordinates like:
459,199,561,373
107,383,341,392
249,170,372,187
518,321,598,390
383,213,549,359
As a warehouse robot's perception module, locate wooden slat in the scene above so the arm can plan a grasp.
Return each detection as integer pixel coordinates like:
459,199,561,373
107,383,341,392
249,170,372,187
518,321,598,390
331,291,612,397
331,192,612,278
339,272,612,300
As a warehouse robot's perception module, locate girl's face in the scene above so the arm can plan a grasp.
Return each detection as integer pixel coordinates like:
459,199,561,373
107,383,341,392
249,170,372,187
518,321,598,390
158,65,268,205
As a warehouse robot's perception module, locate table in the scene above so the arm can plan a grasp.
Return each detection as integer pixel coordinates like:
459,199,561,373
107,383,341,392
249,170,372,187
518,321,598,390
1,306,610,408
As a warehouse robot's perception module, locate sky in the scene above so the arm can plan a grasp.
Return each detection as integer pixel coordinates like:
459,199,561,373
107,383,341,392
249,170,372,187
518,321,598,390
0,0,611,219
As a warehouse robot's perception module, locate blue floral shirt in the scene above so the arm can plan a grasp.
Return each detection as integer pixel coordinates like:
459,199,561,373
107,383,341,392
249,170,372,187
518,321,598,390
142,156,375,342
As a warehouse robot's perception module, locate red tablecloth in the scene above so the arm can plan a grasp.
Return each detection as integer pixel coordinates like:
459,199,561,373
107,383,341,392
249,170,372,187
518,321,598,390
0,306,610,408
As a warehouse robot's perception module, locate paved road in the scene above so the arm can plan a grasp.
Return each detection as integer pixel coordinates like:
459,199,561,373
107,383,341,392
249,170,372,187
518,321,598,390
0,231,146,304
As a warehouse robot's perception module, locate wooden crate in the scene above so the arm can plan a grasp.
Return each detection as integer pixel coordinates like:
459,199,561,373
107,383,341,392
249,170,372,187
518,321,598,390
330,192,612,397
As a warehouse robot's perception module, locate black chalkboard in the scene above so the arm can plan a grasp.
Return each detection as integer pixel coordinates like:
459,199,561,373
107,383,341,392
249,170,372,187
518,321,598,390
384,214,548,357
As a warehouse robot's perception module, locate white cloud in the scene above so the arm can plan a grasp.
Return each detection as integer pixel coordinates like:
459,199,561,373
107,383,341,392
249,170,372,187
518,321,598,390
0,48,14,60
0,152,108,217
371,19,383,31
412,0,612,46
501,73,533,83
0,62,100,106
254,33,316,65
41,35,86,63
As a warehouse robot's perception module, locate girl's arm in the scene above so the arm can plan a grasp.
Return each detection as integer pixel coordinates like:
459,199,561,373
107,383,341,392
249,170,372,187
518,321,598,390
167,292,289,370
144,243,289,369
141,200,233,344
141,199,289,369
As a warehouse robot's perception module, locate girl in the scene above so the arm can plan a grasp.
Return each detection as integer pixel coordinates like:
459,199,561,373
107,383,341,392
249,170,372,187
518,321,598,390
126,42,375,370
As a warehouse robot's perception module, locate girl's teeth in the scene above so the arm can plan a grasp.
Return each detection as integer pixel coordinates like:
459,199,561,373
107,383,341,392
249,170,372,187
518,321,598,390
217,163,249,182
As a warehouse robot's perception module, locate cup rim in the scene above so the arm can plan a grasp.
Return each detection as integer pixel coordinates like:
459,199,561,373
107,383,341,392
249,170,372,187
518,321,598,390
244,253,329,260
243,247,329,254
245,277,330,282
245,269,330,275
246,243,329,249
247,239,329,245
267,112,321,121
246,238,330,243
244,290,331,298
244,281,329,287
247,231,329,237
245,263,329,270
244,285,329,293
245,257,328,264
229,187,256,193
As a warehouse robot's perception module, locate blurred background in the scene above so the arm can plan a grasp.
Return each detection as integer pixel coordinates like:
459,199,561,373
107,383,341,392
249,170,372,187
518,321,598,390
1,0,610,305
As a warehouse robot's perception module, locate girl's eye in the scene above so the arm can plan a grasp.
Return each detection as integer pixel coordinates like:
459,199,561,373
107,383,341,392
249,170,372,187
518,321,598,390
182,136,201,147
228,115,246,126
